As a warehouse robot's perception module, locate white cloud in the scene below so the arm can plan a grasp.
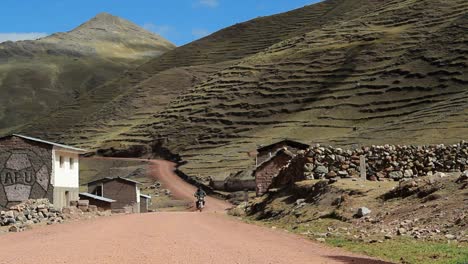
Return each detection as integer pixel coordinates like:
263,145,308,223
143,23,172,36
192,28,211,38
198,0,219,8
0,32,48,43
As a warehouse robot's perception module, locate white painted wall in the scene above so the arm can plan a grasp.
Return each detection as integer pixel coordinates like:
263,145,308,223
52,148,80,188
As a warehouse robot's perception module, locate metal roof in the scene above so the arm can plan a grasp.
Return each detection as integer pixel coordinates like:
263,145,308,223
9,134,87,153
140,194,151,199
87,177,142,186
257,139,309,152
79,193,116,203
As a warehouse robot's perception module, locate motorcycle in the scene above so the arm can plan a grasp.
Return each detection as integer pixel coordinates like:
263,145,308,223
196,197,205,212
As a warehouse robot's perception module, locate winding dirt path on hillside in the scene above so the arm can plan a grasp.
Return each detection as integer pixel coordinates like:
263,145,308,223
0,158,392,264
147,159,230,212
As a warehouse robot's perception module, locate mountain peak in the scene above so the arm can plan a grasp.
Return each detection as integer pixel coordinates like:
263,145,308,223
45,12,175,46
77,12,132,30
39,12,175,58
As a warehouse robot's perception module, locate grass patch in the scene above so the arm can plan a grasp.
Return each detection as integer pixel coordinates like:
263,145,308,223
240,216,468,264
326,237,468,264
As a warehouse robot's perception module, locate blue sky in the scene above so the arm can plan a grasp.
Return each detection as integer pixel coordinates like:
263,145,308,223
0,0,319,46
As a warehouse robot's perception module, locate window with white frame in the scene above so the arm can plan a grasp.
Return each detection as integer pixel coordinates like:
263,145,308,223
59,156,64,168
70,157,74,170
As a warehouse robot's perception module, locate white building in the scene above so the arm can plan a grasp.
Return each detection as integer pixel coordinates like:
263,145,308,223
0,134,86,209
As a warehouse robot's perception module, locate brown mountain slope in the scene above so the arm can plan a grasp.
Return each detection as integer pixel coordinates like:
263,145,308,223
18,0,381,146
21,0,468,182
141,0,468,180
0,13,174,134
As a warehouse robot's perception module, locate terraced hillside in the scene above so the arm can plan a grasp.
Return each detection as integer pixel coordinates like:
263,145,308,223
23,0,468,182
0,13,174,134
142,0,468,180
19,0,381,147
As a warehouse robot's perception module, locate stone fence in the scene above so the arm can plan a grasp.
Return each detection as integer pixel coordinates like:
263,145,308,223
304,141,467,181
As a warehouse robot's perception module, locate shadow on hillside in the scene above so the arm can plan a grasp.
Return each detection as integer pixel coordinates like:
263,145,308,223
327,256,394,264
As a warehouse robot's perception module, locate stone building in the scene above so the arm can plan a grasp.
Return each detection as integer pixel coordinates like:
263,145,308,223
86,177,150,213
254,149,295,196
0,134,86,210
253,140,309,196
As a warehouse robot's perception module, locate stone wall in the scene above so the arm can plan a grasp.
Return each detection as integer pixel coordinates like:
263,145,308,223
0,199,63,232
304,141,467,181
0,136,54,210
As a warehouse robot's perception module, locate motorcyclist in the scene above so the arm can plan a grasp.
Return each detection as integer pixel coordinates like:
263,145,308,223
194,186,207,208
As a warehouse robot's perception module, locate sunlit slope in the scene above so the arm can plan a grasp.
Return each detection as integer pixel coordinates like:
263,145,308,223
145,0,468,179
19,0,468,182
0,13,174,134
19,0,379,146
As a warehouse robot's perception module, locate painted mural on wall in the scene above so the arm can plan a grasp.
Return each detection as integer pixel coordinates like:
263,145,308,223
0,146,54,209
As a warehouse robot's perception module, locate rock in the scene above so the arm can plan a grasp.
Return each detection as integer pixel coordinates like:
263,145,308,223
8,225,21,232
314,165,329,175
404,169,414,177
326,171,337,179
316,238,326,242
337,170,349,177
305,172,314,180
328,177,339,184
456,171,468,183
304,163,314,172
295,199,306,206
384,234,393,240
4,211,14,218
389,171,403,180
397,228,407,235
369,175,378,181
78,205,89,212
78,200,90,206
445,234,456,240
6,218,16,225
356,207,371,217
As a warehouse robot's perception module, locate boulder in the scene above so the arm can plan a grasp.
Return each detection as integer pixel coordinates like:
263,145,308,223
389,171,403,180
456,170,468,183
304,163,314,172
4,211,15,218
326,171,337,179
356,207,371,217
403,169,414,178
337,170,349,177
78,200,90,207
8,225,21,232
314,165,329,174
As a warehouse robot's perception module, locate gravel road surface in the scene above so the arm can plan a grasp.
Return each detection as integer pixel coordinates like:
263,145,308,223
0,159,392,264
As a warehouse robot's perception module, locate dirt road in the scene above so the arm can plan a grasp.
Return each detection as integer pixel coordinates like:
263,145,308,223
0,159,392,264
147,159,230,212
